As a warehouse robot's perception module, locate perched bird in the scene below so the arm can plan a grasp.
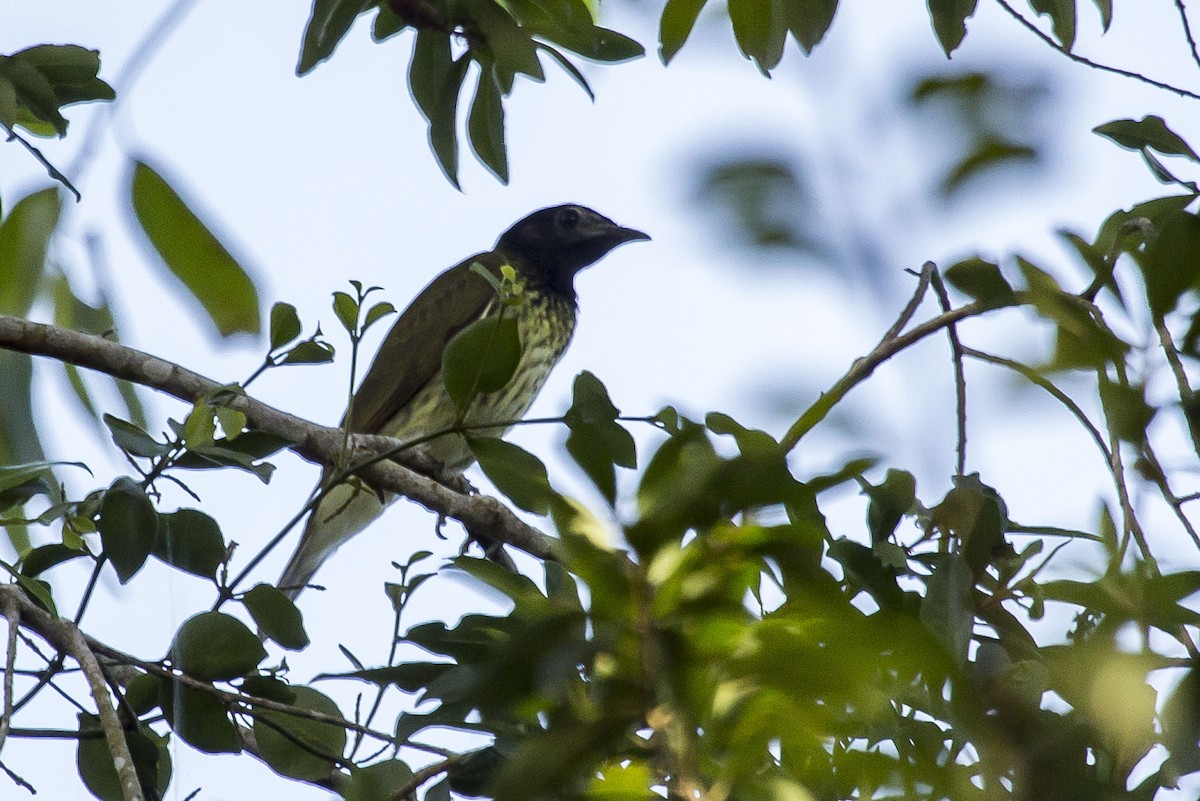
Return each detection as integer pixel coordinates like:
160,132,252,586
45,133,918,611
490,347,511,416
278,204,649,599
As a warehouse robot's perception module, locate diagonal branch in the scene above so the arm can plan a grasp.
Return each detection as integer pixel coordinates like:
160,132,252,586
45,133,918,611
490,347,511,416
0,314,561,563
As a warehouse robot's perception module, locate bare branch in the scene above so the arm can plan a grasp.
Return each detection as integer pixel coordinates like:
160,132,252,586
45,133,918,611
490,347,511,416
929,268,968,476
0,314,561,564
994,0,1200,100
0,595,18,753
1176,0,1200,72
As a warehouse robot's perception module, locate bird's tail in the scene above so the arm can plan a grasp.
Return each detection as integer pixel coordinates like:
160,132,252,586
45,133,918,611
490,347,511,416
278,480,389,600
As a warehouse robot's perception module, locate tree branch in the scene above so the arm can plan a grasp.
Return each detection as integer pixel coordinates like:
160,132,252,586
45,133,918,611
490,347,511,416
0,314,561,564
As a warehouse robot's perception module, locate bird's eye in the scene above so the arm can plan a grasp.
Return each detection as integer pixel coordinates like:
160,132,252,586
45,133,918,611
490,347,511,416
560,208,580,228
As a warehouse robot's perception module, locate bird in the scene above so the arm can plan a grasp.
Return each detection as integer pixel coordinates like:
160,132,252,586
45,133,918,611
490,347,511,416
277,204,649,599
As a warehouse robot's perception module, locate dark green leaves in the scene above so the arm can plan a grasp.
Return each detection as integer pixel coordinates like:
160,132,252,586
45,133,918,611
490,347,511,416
129,160,261,338
785,0,839,54
729,0,786,75
443,313,522,416
297,0,372,75
96,477,158,584
269,302,302,350
920,551,974,666
926,0,978,57
469,68,508,183
1029,0,1076,51
77,713,171,801
659,0,708,63
0,45,114,137
253,686,347,781
410,31,471,189
169,611,266,681
0,187,60,316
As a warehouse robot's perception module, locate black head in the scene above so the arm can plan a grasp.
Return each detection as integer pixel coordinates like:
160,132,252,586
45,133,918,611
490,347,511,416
496,204,650,298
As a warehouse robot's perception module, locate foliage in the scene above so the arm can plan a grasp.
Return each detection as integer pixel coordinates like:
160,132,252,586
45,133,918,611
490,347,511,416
5,2,1200,801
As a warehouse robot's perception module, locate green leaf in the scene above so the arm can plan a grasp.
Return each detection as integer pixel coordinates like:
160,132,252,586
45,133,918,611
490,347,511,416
728,0,786,75
253,686,347,781
154,508,226,579
1018,257,1128,369
537,43,594,99
941,138,1037,195
784,0,839,54
269,302,302,350
159,679,241,754
1029,0,1076,51
129,160,261,338
77,713,171,801
332,289,358,333
280,338,336,365
363,300,396,332
449,746,506,798
372,7,408,41
0,187,60,316
564,371,635,504
409,32,470,188
97,477,158,584
1141,210,1200,318
126,673,162,715
344,760,416,801
443,313,522,415
828,539,905,611
244,583,310,651
926,0,978,56
468,66,509,183
103,414,168,458
920,551,974,667
297,0,373,75
460,0,544,91
466,435,555,514
944,257,1016,307
0,560,58,616
3,45,114,113
1091,0,1112,31
1094,116,1200,162
20,543,87,577
170,611,266,681
659,0,708,63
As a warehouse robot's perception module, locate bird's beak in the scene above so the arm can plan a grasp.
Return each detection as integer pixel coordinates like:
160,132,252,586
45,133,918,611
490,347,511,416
609,225,651,246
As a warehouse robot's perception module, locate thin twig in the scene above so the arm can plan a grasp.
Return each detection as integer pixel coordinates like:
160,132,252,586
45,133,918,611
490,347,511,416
391,753,468,801
994,0,1200,100
781,282,1022,452
1177,0,1200,72
0,595,19,753
58,622,143,801
1154,318,1200,460
1138,443,1200,550
929,269,968,476
1,123,81,201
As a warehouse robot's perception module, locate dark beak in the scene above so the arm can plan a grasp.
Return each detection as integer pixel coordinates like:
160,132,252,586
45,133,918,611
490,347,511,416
609,225,651,245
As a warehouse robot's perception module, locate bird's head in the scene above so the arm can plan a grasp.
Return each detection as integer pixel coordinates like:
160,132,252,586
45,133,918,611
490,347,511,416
497,204,650,297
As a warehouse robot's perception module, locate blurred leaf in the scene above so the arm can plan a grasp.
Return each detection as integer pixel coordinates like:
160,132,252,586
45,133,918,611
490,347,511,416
1029,0,1076,50
468,66,508,183
941,137,1037,195
77,713,171,801
0,459,88,495
695,157,812,251
253,686,347,781
0,560,57,616
297,0,372,75
129,161,261,337
244,583,310,651
565,371,635,503
927,0,979,57
1018,257,1128,369
343,760,415,801
930,473,1007,575
153,508,226,579
1094,116,1199,162
317,662,451,692
785,0,839,53
828,538,905,611
443,313,521,415
467,435,555,514
159,679,240,754
728,0,786,75
269,302,302,350
920,551,974,666
945,257,1016,307
1098,378,1154,444
97,477,158,584
1095,193,1195,258
659,0,708,63
450,747,506,798
864,468,916,545
0,187,59,316
170,611,266,681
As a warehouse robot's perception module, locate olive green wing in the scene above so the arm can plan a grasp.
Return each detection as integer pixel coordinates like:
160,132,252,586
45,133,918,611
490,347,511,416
347,253,505,434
